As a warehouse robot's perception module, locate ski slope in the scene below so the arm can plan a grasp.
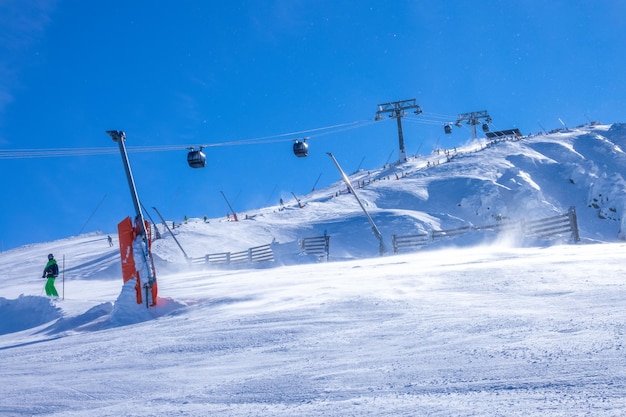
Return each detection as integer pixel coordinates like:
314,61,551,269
1,124,626,416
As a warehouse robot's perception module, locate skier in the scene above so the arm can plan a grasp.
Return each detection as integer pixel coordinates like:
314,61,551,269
107,235,113,247
42,253,59,298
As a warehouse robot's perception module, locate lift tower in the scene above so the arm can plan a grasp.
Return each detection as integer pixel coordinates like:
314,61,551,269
375,99,422,163
455,110,492,141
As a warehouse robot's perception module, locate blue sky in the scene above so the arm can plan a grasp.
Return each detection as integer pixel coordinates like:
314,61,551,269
1,0,625,251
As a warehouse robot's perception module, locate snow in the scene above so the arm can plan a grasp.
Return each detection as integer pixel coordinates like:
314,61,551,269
1,124,626,416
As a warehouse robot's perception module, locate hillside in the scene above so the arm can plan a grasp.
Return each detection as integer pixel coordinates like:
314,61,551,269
1,123,626,416
149,123,626,263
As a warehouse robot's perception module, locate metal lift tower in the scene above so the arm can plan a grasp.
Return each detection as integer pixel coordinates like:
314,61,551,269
375,99,422,163
455,110,492,141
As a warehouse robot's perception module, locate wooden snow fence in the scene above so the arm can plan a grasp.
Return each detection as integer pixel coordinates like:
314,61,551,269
191,243,275,267
392,206,580,254
300,235,330,261
522,208,580,241
391,233,429,253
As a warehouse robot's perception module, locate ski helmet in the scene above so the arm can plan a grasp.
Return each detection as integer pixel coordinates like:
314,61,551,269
48,253,54,260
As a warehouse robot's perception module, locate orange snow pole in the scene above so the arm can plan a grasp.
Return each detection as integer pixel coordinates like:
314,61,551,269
118,216,142,304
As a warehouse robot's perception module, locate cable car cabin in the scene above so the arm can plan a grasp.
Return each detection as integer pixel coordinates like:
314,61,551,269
482,123,490,132
293,140,309,157
444,124,452,134
187,149,206,168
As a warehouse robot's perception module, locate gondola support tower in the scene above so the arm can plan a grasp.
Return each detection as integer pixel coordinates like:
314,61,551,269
375,98,422,163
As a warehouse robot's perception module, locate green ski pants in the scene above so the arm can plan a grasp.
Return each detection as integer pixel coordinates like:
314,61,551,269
45,278,59,297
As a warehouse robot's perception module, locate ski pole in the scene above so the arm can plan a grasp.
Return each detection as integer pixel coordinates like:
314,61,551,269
62,254,65,300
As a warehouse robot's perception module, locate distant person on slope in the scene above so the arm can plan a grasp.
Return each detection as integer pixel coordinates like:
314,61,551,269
42,253,59,298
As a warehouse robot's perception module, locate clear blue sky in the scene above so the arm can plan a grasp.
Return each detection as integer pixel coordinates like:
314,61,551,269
1,0,625,251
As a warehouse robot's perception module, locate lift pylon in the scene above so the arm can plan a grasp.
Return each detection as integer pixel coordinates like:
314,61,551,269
454,110,492,140
375,99,423,163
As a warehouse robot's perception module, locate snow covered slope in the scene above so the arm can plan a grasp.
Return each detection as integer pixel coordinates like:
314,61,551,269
151,123,626,261
1,123,626,416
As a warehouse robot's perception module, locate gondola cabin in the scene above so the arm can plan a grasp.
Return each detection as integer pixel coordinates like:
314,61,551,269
444,124,452,134
293,139,308,157
482,123,490,132
187,148,206,168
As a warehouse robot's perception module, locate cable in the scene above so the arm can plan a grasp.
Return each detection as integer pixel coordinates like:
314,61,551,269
0,119,374,160
421,111,458,120
404,116,452,126
201,119,373,147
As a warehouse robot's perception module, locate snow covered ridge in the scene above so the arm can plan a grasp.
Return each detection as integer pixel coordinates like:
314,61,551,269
153,122,626,262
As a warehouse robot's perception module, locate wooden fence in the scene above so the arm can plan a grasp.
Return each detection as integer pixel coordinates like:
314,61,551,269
392,206,580,253
391,233,429,252
190,243,275,267
187,207,580,263
300,235,330,261
522,209,579,241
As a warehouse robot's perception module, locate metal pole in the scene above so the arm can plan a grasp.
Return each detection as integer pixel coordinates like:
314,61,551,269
106,131,156,287
327,152,386,255
62,254,65,300
291,192,303,208
141,202,161,239
311,172,323,191
395,110,406,161
152,206,191,262
220,190,238,221
107,131,146,229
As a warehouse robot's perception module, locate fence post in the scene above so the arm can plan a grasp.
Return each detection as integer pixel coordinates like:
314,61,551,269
568,206,580,242
391,235,398,253
324,235,330,261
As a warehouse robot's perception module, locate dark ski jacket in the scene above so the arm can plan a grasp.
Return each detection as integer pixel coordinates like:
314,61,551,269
43,260,59,278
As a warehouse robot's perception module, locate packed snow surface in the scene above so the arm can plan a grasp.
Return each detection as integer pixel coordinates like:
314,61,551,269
1,124,626,416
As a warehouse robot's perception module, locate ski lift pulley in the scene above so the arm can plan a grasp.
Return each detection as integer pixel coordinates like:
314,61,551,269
293,139,309,157
187,147,206,168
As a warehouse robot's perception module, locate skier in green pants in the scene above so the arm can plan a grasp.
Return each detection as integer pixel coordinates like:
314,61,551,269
42,253,59,298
